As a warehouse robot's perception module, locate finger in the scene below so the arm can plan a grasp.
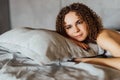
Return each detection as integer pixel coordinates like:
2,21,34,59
73,58,82,62
81,44,88,50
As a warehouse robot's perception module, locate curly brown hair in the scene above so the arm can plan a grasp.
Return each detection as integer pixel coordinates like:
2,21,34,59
56,3,103,43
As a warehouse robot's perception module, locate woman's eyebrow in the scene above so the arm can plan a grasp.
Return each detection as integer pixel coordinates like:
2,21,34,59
64,24,72,28
64,22,69,27
78,16,83,20
77,19,80,22
76,19,82,22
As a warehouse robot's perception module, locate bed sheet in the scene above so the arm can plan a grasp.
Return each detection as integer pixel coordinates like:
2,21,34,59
0,46,120,80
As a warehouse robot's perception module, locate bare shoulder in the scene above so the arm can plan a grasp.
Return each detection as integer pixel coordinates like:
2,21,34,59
96,29,120,56
97,29,120,42
96,29,109,47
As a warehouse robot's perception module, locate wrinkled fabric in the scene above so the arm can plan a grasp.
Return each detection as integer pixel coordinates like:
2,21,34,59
0,46,120,80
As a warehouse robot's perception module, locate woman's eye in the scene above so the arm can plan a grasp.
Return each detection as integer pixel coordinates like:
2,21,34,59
77,20,83,24
65,25,72,29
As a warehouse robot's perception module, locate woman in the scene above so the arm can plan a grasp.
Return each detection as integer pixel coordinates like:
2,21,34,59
56,3,120,70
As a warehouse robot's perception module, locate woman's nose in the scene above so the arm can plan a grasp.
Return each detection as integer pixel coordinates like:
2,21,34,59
74,26,80,33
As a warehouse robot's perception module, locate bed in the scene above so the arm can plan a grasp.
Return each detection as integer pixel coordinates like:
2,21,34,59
0,27,120,80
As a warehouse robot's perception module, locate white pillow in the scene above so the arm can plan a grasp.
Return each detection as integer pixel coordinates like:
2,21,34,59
0,27,97,64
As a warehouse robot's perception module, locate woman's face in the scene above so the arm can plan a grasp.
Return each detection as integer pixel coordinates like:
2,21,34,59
64,11,88,41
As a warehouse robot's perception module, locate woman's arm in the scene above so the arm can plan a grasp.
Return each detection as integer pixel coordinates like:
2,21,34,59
74,57,120,70
73,29,120,70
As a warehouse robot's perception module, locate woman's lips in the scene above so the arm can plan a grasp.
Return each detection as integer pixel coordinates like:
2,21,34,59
75,34,82,38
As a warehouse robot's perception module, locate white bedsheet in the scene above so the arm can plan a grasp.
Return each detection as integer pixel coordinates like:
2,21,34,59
0,46,120,80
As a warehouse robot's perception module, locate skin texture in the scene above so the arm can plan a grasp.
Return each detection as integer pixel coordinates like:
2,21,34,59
64,12,88,42
64,11,89,50
56,3,120,70
96,29,120,57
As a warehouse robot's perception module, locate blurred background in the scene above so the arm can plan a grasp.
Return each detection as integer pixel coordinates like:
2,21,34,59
0,0,120,34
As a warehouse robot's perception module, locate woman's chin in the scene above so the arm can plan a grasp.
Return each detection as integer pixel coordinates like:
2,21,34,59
75,38,85,42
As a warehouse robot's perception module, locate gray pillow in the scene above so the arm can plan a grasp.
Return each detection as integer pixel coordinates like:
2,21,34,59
0,27,97,64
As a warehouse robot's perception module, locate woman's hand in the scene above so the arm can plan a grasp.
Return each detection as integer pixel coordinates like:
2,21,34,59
72,57,120,70
72,58,90,63
67,58,90,64
77,42,89,50
70,39,89,50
